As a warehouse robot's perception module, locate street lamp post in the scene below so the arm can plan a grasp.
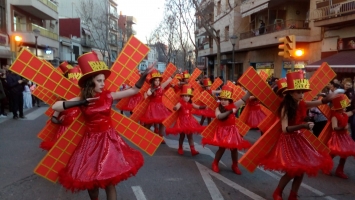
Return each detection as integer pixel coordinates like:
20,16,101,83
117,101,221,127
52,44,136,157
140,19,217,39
33,29,40,57
229,35,238,81
188,50,193,74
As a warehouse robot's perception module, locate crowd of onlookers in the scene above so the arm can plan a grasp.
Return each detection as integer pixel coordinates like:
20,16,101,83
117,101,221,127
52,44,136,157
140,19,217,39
0,65,40,119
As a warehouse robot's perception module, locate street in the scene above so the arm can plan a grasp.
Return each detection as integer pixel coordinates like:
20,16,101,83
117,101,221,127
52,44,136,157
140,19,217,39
1,106,355,200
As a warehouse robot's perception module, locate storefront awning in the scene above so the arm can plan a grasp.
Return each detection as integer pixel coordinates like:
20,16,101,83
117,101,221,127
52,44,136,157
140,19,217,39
305,51,355,73
82,28,91,36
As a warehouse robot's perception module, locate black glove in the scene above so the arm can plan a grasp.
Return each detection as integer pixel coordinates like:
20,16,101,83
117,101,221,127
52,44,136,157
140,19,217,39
63,100,88,110
217,110,233,120
135,68,152,89
199,105,207,109
51,116,62,124
286,124,309,132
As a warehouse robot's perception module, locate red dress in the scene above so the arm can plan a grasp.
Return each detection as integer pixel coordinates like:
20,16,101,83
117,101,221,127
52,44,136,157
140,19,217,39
245,99,266,128
40,107,80,151
165,99,205,135
328,112,355,158
140,87,171,124
121,93,143,111
259,100,333,177
58,91,144,192
192,89,216,118
201,104,252,149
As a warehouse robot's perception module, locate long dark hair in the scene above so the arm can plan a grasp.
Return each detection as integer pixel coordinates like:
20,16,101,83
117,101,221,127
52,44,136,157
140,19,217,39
150,78,160,91
218,99,233,117
278,93,298,121
81,77,96,99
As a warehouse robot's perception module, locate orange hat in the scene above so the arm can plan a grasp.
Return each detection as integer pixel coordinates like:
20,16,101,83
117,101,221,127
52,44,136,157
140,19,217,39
202,78,212,87
283,71,311,94
148,69,162,83
331,94,350,110
77,51,111,87
276,78,287,95
218,85,233,100
180,84,193,96
59,61,73,74
174,73,183,80
182,70,190,79
67,65,82,85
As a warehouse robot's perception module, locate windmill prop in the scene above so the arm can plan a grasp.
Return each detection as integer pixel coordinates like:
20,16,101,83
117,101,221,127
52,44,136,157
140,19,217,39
10,36,163,182
130,63,177,122
238,63,335,173
315,98,333,144
32,86,61,117
199,90,250,140
162,87,183,128
191,77,223,104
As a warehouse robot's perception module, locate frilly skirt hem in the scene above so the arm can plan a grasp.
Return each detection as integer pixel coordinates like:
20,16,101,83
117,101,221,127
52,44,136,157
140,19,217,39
166,127,205,135
202,139,252,150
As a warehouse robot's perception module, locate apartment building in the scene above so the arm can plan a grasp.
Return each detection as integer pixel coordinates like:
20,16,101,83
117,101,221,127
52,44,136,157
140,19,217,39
0,0,10,66
118,12,137,52
58,0,120,66
196,0,355,80
8,0,59,65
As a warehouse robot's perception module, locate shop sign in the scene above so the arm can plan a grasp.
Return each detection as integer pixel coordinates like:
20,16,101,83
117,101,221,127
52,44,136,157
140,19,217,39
256,62,274,69
283,61,307,69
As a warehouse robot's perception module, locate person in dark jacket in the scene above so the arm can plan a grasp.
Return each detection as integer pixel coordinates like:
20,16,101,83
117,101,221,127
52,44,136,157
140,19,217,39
6,70,25,119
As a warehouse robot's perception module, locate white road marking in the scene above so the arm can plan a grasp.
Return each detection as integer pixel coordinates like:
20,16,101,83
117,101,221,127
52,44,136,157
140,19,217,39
196,161,266,200
132,186,147,200
164,137,226,166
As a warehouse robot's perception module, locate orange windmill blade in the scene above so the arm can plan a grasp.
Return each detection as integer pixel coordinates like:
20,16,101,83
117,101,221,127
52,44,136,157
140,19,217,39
32,86,61,117
259,70,269,82
317,103,333,144
211,78,223,90
238,65,335,173
162,87,181,128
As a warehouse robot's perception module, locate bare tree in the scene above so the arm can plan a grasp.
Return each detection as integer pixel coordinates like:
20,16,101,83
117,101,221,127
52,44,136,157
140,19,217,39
76,0,111,64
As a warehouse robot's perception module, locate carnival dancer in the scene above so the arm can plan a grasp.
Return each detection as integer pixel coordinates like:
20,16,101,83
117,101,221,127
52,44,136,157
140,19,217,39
58,61,73,78
195,78,218,125
202,85,252,175
51,51,153,199
259,71,335,200
165,84,206,156
39,66,82,151
326,94,355,179
120,85,143,115
274,78,287,97
140,69,176,143
244,96,266,129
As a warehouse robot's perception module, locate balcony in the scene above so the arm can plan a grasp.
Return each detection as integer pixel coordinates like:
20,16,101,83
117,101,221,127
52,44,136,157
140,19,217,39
81,38,93,47
13,23,59,49
110,0,118,6
241,0,270,17
11,0,58,20
311,0,355,27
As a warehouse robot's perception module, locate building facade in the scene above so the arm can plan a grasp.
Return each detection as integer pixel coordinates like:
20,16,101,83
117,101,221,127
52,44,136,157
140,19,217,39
8,0,60,65
196,0,355,81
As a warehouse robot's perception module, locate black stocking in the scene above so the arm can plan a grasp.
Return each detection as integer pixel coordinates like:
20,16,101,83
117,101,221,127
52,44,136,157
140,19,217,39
88,188,99,200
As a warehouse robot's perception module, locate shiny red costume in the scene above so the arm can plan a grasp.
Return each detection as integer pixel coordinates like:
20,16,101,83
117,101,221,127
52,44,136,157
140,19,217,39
121,93,143,111
192,89,215,118
328,112,355,158
166,99,205,135
40,107,80,151
245,98,266,128
58,91,144,192
202,104,251,149
259,100,333,177
140,87,171,124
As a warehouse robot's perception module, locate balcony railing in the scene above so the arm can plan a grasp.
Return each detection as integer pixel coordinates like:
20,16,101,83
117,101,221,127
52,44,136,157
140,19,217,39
38,0,58,12
14,23,58,41
311,0,355,21
240,19,308,40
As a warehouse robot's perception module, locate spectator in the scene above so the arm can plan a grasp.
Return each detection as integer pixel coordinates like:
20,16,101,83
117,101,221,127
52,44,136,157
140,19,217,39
23,80,32,109
30,82,40,107
0,73,6,118
259,20,265,34
6,70,25,119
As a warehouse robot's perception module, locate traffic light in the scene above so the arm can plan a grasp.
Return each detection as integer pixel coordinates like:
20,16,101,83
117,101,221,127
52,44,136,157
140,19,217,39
278,35,296,58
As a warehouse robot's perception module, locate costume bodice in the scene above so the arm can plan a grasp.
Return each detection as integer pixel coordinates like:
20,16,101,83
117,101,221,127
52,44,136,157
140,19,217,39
179,99,193,116
288,100,307,126
151,87,163,102
81,90,113,132
333,112,348,132
218,103,236,126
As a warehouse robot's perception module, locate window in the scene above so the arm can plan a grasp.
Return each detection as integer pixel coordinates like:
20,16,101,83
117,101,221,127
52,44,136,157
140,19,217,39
0,0,5,33
224,26,229,41
110,19,117,30
111,50,117,62
217,1,221,15
73,45,79,60
110,5,118,17
109,33,117,45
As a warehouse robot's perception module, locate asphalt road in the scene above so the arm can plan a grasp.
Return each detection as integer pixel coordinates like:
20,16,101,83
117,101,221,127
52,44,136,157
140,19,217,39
1,106,355,200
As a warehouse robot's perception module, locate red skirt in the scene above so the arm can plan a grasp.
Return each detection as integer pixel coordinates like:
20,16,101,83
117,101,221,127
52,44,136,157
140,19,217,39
202,125,251,150
328,131,355,158
245,106,266,128
259,131,333,177
121,93,143,111
166,115,205,135
58,127,144,192
140,101,171,124
40,126,68,151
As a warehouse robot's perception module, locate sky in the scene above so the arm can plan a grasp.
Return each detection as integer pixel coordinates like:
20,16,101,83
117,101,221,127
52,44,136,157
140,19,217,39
118,0,166,43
